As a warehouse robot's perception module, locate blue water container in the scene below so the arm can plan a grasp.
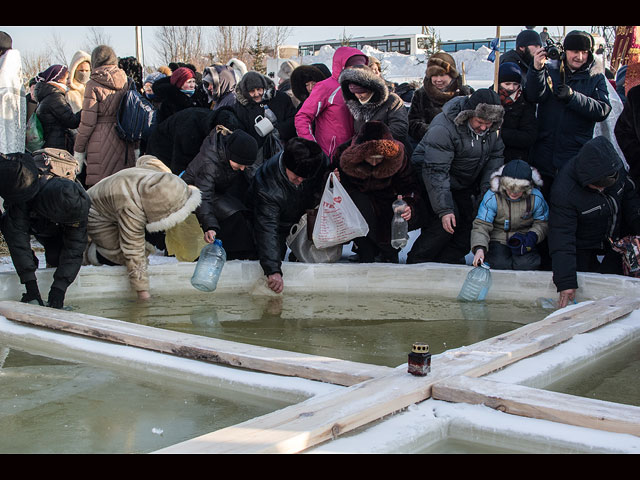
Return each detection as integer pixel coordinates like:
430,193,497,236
457,263,492,302
191,239,227,292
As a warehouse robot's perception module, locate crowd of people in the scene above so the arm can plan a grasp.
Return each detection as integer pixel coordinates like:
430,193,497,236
1,28,640,310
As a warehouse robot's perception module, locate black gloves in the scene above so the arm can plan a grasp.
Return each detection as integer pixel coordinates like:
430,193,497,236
554,84,573,102
21,280,44,306
47,287,66,309
19,281,65,309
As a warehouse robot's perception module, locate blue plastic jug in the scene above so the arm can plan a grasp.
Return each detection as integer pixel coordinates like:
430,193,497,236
191,239,226,292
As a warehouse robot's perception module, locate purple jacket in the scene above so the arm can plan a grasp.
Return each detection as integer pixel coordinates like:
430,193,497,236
295,46,367,159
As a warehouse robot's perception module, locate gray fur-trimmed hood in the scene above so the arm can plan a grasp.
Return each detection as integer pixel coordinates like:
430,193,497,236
339,65,389,120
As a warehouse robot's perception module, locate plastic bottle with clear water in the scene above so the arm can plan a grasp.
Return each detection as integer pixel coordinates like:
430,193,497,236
457,262,492,302
391,195,409,250
191,239,227,292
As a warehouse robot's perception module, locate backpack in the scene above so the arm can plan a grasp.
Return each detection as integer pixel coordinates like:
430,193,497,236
115,77,157,143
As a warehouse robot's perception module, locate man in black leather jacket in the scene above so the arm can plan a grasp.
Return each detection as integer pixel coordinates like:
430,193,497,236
247,137,330,293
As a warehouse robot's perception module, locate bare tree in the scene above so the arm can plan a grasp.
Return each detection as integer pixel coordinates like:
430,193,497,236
48,31,68,65
155,26,206,70
83,27,113,54
22,51,53,85
212,26,254,66
265,26,294,57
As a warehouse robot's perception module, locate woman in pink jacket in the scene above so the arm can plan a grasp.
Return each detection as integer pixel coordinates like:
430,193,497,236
294,46,368,160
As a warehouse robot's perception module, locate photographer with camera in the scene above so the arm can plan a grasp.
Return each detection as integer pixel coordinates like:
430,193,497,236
525,30,612,199
500,29,543,84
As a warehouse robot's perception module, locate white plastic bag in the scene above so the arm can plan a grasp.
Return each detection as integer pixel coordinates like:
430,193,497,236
312,172,369,249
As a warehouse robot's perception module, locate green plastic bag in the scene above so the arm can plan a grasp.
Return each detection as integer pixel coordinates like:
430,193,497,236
25,113,45,152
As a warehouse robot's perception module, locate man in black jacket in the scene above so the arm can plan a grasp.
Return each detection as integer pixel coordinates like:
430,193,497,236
0,152,91,309
525,30,612,198
549,136,640,308
181,127,259,260
247,137,330,294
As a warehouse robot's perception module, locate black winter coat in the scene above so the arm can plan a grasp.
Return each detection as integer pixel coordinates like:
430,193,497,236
525,56,612,178
246,151,329,277
1,175,89,293
145,106,242,175
34,82,81,152
614,84,640,184
549,136,640,291
499,91,538,162
152,76,210,125
181,127,249,234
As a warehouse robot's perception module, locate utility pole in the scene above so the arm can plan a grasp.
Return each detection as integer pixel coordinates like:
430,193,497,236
135,26,143,70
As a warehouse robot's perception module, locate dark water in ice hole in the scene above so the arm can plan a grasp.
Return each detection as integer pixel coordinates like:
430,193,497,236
66,292,551,368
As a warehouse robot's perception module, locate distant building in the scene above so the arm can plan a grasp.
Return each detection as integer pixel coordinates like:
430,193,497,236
298,33,433,57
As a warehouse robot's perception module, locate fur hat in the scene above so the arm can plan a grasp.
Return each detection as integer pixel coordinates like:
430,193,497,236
455,88,505,130
91,45,118,68
563,30,595,52
290,64,330,102
426,52,459,79
282,138,325,179
490,159,543,195
340,122,405,180
225,130,258,166
0,31,12,50
0,152,40,204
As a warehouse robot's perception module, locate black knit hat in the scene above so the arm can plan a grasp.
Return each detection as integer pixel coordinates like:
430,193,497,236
516,29,542,48
225,130,258,166
502,159,533,182
0,153,40,204
282,138,324,179
499,62,522,84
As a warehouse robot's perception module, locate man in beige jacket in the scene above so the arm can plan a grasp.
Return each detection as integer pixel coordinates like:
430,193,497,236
84,155,201,300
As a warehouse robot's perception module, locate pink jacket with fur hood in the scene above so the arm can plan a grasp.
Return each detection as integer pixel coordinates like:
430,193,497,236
295,46,367,159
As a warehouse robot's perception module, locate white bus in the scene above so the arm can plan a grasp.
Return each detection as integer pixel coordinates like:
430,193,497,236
298,33,432,56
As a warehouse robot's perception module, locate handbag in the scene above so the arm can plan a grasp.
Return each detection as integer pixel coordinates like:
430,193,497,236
312,172,369,249
287,212,342,263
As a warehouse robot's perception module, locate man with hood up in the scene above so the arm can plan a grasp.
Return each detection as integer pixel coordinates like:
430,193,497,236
0,151,91,309
407,88,505,265
295,46,368,159
549,136,640,308
525,30,612,197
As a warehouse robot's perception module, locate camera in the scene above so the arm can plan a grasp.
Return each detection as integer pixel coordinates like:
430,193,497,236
543,39,564,61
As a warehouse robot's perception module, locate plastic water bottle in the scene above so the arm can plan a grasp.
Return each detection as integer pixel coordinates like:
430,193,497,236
264,105,277,124
391,195,409,250
457,262,492,302
191,239,227,292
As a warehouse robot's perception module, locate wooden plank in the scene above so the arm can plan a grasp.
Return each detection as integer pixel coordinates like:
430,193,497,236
432,375,640,437
0,300,392,387
155,296,640,453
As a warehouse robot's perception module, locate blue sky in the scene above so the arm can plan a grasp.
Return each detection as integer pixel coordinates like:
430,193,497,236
1,25,589,66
